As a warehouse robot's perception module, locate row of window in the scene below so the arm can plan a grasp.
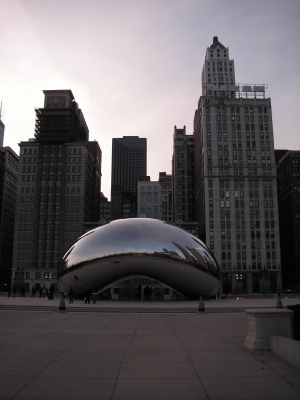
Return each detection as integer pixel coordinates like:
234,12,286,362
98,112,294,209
207,168,272,176
207,131,271,140
221,252,276,260
206,115,268,122
206,123,269,131
206,107,268,114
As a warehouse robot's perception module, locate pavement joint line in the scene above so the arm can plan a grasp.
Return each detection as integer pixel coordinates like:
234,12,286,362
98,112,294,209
109,312,142,400
162,313,211,399
8,312,122,400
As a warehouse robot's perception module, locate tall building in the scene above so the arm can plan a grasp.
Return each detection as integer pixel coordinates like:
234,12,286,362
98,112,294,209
111,136,146,219
194,37,281,294
276,150,300,292
12,90,101,292
0,119,4,148
172,126,196,223
0,121,19,291
159,172,173,223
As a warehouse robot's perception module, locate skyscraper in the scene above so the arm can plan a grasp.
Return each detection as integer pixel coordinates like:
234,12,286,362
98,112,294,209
12,90,101,292
276,150,300,292
111,136,146,219
0,115,19,291
172,126,196,223
194,37,281,294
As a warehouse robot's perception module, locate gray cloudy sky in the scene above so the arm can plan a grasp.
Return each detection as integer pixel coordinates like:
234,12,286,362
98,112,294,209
1,0,299,199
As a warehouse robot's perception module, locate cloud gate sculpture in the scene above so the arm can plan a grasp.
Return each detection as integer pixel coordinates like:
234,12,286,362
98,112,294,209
58,218,220,299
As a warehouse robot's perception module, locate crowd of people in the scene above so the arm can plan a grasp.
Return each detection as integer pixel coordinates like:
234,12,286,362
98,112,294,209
7,284,56,299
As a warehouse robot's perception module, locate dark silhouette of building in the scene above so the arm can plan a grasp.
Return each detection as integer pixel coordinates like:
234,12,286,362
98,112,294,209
111,136,146,219
0,140,19,292
159,172,173,223
276,150,300,292
99,192,111,223
172,126,196,223
12,90,101,292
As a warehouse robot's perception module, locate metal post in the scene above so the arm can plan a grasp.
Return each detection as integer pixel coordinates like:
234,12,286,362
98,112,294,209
197,293,206,313
276,292,283,309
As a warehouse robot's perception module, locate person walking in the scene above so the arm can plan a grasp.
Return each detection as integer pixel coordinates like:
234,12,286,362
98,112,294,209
39,287,43,298
20,286,25,297
31,286,36,298
13,286,17,298
68,286,74,304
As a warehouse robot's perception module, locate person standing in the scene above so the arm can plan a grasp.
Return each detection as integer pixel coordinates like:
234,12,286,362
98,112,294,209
39,287,43,298
49,284,55,300
68,286,74,304
144,285,150,300
137,284,142,300
20,286,25,297
85,286,91,304
13,286,17,298
91,289,97,304
31,286,36,298
149,287,153,300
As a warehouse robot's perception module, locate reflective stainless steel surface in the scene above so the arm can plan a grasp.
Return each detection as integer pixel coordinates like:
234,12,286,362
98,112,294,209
58,218,220,299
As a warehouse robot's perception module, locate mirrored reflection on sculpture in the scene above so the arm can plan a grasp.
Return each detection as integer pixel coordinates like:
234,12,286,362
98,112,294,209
58,218,220,299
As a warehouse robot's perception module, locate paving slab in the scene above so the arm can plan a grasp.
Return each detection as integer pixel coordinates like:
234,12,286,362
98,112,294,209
0,304,299,400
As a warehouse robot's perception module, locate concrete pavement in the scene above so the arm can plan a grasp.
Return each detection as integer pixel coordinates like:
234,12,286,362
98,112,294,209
0,298,299,399
0,295,299,312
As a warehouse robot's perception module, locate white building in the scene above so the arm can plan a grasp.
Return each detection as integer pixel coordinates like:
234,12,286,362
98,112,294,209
194,37,281,294
137,173,172,222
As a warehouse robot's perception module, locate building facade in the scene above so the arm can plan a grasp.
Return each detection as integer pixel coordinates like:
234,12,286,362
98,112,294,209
0,145,19,291
172,126,196,223
159,172,173,223
12,90,101,293
100,192,111,223
137,172,172,222
137,179,161,219
194,37,281,294
276,150,300,293
111,136,147,219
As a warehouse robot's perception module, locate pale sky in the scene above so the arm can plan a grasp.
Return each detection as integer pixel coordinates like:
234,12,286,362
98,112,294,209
1,0,299,199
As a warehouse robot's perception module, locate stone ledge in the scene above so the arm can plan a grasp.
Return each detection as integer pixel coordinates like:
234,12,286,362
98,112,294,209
270,335,300,368
244,308,293,351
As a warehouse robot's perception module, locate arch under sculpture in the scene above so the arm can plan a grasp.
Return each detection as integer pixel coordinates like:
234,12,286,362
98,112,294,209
58,218,220,299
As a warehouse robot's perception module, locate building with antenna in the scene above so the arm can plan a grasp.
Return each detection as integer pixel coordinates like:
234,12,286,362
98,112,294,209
194,37,281,294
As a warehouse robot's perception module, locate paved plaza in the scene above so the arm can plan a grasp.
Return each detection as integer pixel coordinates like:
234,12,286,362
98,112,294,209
0,297,299,399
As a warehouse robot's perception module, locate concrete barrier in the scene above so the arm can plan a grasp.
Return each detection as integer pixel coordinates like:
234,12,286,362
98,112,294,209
244,308,293,351
270,335,300,368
